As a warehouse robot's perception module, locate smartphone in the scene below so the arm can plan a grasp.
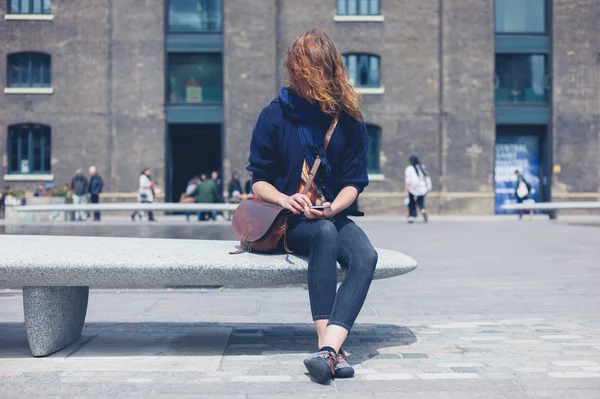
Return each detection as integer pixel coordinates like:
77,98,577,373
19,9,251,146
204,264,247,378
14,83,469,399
310,205,326,210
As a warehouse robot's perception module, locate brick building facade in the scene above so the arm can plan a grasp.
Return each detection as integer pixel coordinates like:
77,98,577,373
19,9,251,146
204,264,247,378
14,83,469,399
1,0,598,214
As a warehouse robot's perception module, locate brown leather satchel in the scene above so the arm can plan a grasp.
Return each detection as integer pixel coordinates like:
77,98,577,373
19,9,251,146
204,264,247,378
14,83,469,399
230,116,339,254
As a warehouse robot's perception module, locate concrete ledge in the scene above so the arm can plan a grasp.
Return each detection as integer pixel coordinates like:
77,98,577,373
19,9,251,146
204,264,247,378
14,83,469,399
4,174,54,182
368,174,386,182
4,87,54,95
355,86,385,95
333,15,384,22
4,14,54,21
0,236,418,288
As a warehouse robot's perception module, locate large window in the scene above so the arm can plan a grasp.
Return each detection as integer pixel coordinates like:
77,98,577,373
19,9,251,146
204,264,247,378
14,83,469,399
7,52,51,88
168,53,223,103
366,124,381,174
337,0,380,15
8,124,51,175
495,54,549,103
168,0,222,32
344,54,380,88
495,0,546,33
9,0,51,14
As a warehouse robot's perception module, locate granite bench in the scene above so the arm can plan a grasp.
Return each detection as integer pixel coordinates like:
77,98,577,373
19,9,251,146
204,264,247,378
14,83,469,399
0,235,418,357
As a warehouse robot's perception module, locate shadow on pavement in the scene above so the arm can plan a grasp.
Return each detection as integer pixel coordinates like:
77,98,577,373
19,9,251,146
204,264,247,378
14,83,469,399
0,322,417,366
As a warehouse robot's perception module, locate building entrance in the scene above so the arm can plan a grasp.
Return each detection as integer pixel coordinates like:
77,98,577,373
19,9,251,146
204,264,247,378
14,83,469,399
168,123,221,202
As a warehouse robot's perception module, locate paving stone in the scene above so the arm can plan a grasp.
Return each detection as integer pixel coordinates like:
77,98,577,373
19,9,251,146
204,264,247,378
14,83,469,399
551,361,598,367
364,373,414,380
417,373,480,380
548,372,600,379
401,353,429,359
451,367,481,373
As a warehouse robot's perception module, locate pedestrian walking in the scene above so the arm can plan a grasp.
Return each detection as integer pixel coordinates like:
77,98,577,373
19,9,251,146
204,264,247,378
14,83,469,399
227,172,243,203
211,170,224,220
88,166,104,221
131,168,156,222
404,155,431,223
247,29,376,384
513,170,531,220
244,172,253,195
183,176,201,222
70,168,88,221
194,173,217,221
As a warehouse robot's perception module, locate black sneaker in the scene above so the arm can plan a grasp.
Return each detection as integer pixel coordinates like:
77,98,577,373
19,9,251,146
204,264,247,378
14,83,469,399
303,350,337,384
334,349,355,378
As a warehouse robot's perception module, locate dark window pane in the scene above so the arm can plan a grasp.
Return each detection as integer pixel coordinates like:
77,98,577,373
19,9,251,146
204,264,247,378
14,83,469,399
6,53,51,88
33,127,42,171
347,0,357,15
31,55,42,86
359,0,369,15
9,129,19,172
495,54,548,103
366,125,380,174
21,0,30,14
495,0,546,33
43,128,51,172
337,0,346,15
10,0,19,13
20,127,30,174
7,124,51,174
345,54,380,88
33,0,42,14
369,0,379,14
168,53,223,103
338,0,379,15
168,0,222,31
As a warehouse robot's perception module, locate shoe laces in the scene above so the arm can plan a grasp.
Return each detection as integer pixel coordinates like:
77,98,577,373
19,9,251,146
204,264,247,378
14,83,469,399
335,349,351,369
315,350,339,375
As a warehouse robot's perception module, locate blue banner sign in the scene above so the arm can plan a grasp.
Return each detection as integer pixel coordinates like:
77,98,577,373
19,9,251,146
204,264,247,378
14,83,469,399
494,135,541,214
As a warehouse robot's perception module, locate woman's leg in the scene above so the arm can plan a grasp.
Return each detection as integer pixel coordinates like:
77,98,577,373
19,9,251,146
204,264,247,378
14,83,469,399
408,193,417,218
287,219,339,346
319,218,378,352
417,196,427,222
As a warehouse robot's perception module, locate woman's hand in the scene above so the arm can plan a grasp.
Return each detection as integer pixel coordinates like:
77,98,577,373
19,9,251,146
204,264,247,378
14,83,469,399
278,193,312,214
303,202,337,219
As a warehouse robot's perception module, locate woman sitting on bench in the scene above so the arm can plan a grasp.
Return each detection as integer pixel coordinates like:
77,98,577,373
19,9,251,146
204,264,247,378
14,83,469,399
247,29,378,384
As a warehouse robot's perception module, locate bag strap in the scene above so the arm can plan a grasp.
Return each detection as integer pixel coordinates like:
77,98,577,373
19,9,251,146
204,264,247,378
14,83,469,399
302,117,339,196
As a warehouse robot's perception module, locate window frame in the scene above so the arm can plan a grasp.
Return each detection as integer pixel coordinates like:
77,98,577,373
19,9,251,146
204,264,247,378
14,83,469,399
167,0,223,33
494,0,550,35
494,53,551,105
7,0,52,15
6,52,52,89
365,124,381,175
343,53,381,89
167,52,224,105
7,124,52,175
337,0,381,16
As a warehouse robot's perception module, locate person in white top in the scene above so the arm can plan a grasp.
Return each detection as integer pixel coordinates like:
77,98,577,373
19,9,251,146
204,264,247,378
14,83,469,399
131,168,156,222
404,156,431,223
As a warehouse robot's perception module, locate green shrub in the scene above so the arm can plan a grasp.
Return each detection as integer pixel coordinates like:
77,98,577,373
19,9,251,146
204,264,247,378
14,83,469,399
51,188,69,197
8,189,26,198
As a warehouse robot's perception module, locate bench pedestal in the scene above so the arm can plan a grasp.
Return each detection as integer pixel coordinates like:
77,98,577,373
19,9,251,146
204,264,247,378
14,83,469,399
23,286,89,357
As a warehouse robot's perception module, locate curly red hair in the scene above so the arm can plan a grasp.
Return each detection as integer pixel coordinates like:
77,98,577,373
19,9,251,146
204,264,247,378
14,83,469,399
285,29,362,121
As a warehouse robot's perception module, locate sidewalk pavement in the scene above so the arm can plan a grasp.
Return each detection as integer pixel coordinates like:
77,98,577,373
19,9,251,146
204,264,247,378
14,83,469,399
1,218,599,398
